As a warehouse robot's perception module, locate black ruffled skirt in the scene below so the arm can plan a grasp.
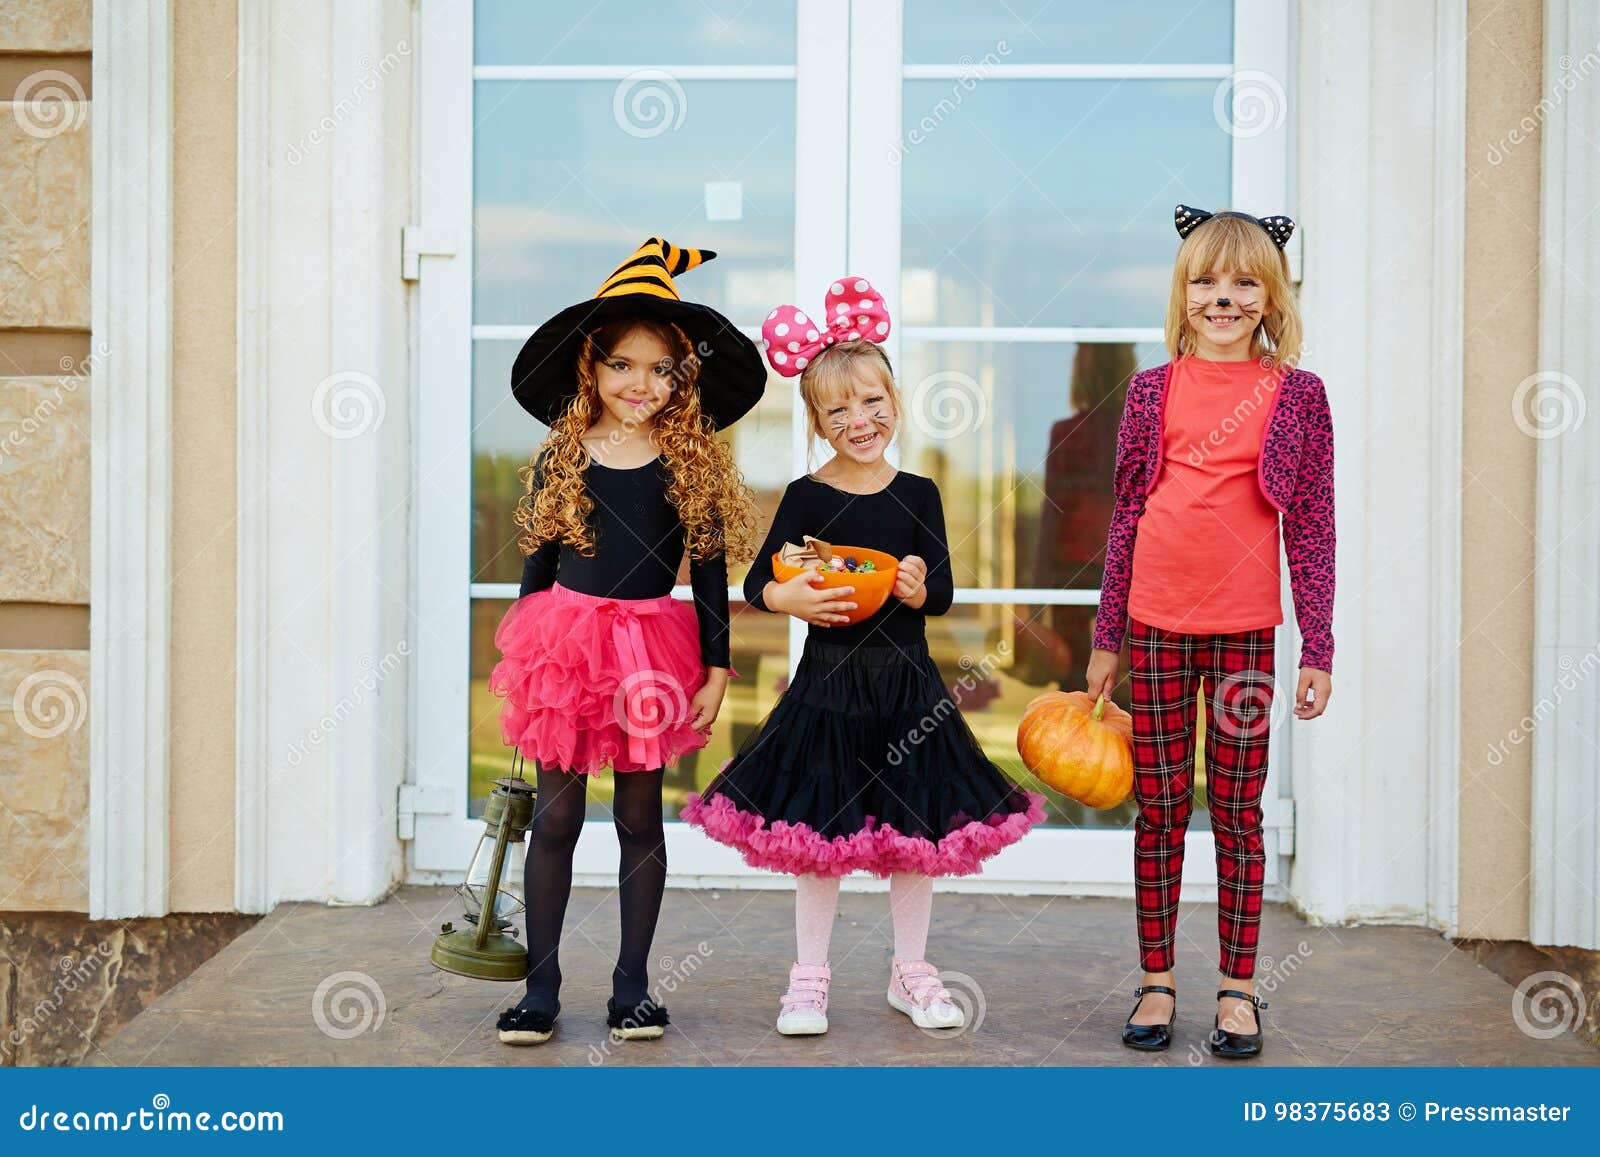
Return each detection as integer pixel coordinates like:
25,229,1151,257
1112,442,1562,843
681,638,1044,877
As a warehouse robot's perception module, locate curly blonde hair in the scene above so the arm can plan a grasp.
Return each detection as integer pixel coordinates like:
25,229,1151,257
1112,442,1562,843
514,317,760,566
1165,213,1303,370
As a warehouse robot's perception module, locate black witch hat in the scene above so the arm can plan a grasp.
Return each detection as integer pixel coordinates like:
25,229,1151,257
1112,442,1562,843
511,237,766,429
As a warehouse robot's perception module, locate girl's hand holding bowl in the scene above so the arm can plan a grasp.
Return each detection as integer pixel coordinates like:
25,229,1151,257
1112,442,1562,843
770,544,898,626
767,566,856,627
892,554,928,609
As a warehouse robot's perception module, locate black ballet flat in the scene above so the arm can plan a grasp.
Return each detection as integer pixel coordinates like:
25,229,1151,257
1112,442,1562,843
496,1001,559,1046
1121,985,1177,1051
606,997,670,1041
1208,989,1267,1059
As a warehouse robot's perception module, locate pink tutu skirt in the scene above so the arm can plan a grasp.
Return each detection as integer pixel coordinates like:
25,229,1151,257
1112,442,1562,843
489,583,711,776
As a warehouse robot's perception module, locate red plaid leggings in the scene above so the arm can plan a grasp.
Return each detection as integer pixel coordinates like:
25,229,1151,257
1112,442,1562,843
1128,617,1276,978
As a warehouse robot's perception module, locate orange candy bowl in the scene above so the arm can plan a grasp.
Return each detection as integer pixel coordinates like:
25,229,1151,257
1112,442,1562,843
770,545,899,626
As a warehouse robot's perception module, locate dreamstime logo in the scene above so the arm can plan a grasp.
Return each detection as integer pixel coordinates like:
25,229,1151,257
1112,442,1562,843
585,942,713,1065
11,70,88,138
613,69,687,138
908,370,986,441
1209,669,1287,740
312,371,386,439
1212,69,1286,140
918,970,985,1039
311,971,386,1039
1487,44,1600,165
1510,971,1586,1040
1510,370,1585,439
888,41,1011,163
286,40,412,164
887,642,1011,766
10,670,88,740
2,941,119,1061
0,372,90,464
1486,645,1600,767
1186,940,1313,1064
613,669,689,740
283,641,410,769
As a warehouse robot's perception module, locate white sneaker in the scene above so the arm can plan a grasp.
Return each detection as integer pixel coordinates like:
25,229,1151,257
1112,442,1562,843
776,962,830,1036
887,957,965,1030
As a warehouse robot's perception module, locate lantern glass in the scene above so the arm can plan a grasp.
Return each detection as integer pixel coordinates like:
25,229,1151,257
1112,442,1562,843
458,831,526,927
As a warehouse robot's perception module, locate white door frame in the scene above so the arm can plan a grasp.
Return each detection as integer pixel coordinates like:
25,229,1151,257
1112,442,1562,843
409,0,1297,898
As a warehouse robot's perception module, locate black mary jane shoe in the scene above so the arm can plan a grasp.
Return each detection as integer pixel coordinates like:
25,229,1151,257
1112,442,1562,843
1121,985,1177,1051
496,1001,559,1046
606,997,670,1042
1208,989,1267,1059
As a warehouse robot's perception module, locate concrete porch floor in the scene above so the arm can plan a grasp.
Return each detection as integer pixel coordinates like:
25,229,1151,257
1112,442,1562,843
84,885,1598,1068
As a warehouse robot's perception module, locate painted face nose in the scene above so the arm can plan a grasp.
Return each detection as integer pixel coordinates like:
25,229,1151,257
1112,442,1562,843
1216,297,1231,307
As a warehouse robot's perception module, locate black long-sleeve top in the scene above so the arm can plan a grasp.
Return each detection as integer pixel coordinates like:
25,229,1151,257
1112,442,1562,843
517,454,731,668
743,471,955,646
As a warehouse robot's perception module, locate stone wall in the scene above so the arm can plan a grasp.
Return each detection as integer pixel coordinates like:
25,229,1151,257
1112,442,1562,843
1,0,93,915
0,911,258,1066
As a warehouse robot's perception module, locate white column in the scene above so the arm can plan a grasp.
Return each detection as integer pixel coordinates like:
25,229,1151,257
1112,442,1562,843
1530,0,1600,950
90,0,173,920
235,0,414,908
1288,0,1466,929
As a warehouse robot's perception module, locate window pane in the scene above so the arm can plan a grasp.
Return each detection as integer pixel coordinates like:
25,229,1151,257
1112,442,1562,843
474,79,795,325
903,0,1233,65
470,340,795,587
470,597,789,821
897,339,1166,591
898,80,1230,327
924,602,1211,831
475,0,797,66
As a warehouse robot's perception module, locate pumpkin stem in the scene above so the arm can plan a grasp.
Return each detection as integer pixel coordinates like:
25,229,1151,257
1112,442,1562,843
1092,693,1106,720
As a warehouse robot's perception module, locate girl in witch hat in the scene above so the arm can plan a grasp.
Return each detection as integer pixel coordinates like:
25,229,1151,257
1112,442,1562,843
681,277,1046,1038
490,237,764,1046
1087,207,1335,1060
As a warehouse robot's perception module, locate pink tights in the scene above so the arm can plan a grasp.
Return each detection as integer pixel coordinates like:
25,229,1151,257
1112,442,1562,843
794,872,934,964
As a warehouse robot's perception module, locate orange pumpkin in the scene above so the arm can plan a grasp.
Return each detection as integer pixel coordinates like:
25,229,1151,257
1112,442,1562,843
1015,691,1134,809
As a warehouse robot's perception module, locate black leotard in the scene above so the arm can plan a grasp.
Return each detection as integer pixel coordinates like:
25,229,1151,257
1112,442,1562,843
518,454,730,668
742,471,954,646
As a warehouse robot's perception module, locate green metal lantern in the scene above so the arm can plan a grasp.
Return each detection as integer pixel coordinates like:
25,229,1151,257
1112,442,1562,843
429,760,536,981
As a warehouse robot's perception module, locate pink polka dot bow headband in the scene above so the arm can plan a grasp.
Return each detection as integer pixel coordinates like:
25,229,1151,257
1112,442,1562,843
760,276,892,377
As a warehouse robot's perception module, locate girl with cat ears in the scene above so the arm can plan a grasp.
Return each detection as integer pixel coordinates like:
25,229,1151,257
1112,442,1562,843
1088,205,1334,1060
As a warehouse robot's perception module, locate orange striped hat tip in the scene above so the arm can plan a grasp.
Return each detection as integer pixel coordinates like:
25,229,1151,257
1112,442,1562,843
594,237,717,301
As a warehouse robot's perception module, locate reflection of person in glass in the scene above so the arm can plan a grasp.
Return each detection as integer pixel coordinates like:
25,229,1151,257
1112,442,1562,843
1086,207,1335,1060
489,239,763,1046
1024,343,1137,688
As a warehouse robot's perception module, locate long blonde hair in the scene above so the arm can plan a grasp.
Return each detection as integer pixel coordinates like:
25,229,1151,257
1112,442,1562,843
1164,213,1303,370
795,342,903,467
515,317,760,565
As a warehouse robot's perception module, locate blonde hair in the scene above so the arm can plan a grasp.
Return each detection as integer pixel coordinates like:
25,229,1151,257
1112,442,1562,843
1164,213,1303,370
795,342,903,466
516,316,760,565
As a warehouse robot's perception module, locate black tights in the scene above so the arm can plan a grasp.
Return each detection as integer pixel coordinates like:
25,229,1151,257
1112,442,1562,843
517,764,668,1014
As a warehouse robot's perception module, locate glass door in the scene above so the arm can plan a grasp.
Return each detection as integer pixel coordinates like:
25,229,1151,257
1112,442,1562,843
413,0,1296,896
844,0,1296,891
412,0,847,878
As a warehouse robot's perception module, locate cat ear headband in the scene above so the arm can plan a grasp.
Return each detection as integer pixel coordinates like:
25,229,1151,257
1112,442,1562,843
760,276,892,378
1174,204,1295,250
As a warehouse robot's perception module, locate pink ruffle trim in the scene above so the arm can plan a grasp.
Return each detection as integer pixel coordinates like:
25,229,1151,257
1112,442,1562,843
679,790,1048,878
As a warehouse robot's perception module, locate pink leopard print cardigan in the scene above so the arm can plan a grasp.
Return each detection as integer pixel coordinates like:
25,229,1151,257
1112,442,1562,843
1091,361,1336,673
